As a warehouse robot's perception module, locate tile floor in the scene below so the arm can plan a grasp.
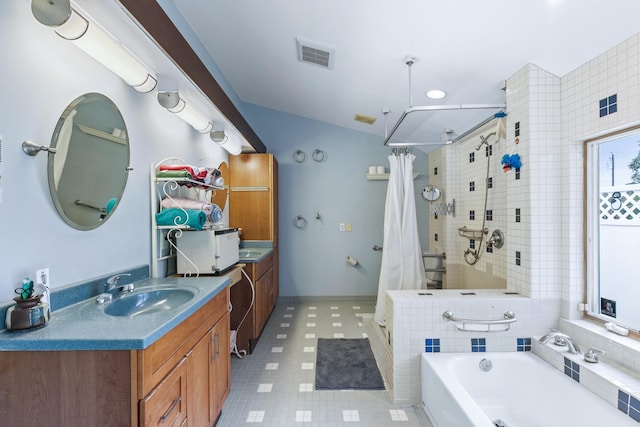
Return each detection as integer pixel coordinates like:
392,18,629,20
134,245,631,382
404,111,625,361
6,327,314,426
217,300,433,426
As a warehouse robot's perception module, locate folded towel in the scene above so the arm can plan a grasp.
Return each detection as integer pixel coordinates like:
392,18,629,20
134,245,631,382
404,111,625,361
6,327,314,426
156,170,191,179
155,208,207,230
210,204,223,224
161,197,215,220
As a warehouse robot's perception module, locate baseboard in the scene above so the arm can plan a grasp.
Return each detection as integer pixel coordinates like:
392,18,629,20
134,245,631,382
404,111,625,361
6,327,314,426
277,295,376,304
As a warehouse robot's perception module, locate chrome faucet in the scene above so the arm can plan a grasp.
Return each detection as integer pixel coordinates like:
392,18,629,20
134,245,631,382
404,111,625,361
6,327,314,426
105,273,134,294
538,330,582,354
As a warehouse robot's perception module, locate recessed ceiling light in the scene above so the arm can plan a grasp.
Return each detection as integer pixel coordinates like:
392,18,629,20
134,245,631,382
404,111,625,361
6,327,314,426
426,89,446,100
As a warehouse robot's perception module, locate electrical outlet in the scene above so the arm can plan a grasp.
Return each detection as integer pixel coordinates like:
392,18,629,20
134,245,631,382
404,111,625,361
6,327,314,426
36,267,50,303
346,223,352,232
339,223,346,232
36,267,50,289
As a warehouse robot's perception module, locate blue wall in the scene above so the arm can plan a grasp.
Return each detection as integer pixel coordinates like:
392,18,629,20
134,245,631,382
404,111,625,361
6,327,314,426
242,104,430,296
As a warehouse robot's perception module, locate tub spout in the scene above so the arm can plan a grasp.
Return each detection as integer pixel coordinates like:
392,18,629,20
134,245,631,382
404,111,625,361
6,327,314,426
538,330,581,354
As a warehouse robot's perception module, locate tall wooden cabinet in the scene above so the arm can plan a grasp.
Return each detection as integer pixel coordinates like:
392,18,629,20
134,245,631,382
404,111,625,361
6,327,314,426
229,153,278,244
229,154,279,353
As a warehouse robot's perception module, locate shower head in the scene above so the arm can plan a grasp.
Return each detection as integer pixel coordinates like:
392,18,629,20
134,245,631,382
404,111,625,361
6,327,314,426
475,136,488,150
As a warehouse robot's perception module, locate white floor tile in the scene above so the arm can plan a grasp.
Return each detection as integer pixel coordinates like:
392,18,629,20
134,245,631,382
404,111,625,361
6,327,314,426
295,410,312,422
343,410,360,422
265,363,279,370
257,383,273,392
299,383,313,392
390,409,409,421
246,410,265,422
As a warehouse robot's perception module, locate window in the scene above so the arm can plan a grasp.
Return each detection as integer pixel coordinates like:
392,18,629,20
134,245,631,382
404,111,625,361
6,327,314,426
586,128,640,330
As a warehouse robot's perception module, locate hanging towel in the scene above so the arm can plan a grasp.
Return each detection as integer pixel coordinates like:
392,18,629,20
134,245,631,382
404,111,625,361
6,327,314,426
155,208,207,230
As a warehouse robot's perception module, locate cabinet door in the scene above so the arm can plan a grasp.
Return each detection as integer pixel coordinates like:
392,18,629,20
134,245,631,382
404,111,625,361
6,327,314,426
187,330,215,427
211,313,231,418
140,357,187,427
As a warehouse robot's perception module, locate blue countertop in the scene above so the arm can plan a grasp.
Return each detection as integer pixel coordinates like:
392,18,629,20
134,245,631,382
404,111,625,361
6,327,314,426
239,240,273,263
0,275,230,351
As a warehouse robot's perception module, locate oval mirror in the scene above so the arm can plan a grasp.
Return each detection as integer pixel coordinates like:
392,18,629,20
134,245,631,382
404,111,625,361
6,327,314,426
47,93,130,230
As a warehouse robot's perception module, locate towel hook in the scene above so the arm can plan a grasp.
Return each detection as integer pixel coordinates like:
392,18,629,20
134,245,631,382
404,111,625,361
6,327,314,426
293,150,307,163
294,215,308,229
312,149,325,162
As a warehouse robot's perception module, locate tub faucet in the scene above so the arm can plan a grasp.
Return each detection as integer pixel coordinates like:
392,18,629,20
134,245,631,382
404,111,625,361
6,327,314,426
538,330,581,354
105,273,134,294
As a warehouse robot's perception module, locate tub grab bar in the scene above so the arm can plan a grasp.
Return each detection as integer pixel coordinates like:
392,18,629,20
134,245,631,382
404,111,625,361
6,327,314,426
443,310,516,332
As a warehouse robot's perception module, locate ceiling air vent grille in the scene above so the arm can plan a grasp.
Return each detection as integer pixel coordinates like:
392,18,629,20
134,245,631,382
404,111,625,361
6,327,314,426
296,37,335,69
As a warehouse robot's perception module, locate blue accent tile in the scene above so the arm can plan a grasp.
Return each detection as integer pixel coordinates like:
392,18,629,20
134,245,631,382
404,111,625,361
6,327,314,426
571,371,580,382
600,98,607,108
600,108,607,117
619,399,629,414
479,338,486,345
564,357,571,367
610,103,618,114
524,338,531,345
472,338,479,345
571,361,580,373
620,390,630,403
517,338,524,345
609,94,617,103
630,407,640,422
564,366,571,377
472,347,479,352
425,338,440,353
630,396,640,412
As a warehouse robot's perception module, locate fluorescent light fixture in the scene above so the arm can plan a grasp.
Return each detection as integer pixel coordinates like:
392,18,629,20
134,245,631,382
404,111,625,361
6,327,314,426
426,89,447,100
157,91,213,133
31,0,157,93
210,130,242,155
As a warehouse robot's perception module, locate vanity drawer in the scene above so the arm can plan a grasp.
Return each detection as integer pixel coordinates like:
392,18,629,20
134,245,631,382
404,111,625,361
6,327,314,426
140,357,187,427
252,252,272,280
137,287,229,397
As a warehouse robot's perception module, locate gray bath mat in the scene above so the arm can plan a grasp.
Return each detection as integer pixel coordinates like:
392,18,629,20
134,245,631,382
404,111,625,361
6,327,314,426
315,338,385,390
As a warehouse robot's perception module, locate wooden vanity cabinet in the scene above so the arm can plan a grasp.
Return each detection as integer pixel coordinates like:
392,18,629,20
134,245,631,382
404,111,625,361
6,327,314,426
0,287,230,427
139,287,230,427
231,252,277,353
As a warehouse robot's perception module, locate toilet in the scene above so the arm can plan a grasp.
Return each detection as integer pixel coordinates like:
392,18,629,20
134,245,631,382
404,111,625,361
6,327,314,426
422,252,445,289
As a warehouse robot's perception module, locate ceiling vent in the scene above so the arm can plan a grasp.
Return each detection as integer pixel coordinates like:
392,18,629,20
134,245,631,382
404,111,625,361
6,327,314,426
296,37,335,69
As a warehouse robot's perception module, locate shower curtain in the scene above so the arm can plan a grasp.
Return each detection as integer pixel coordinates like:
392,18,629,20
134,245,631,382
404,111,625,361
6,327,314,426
374,152,426,326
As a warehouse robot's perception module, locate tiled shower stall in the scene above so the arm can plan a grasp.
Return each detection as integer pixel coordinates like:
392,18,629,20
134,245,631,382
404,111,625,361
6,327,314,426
381,34,640,406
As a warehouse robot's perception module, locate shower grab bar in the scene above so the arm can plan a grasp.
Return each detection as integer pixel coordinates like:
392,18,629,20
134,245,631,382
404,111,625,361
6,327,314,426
443,310,516,332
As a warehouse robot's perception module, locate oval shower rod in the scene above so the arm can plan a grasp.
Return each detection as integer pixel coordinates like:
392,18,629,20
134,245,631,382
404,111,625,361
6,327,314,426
383,103,506,146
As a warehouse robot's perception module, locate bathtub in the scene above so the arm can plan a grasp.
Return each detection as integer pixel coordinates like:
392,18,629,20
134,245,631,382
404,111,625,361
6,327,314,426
421,352,635,427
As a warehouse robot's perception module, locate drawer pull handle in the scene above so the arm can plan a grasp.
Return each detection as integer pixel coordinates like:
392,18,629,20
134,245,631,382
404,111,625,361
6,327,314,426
160,397,182,423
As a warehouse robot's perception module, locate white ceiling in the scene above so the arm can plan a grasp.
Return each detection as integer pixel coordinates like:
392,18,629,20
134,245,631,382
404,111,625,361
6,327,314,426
171,0,640,151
